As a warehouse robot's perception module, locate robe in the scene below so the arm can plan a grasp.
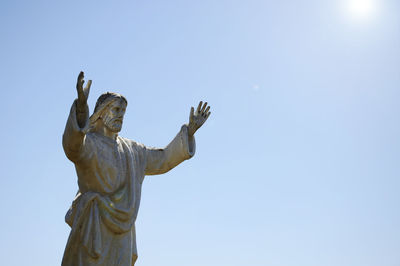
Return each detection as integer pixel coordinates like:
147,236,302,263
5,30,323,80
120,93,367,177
62,100,195,266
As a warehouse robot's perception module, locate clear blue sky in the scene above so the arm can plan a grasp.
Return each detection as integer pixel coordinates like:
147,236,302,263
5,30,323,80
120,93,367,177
0,0,399,265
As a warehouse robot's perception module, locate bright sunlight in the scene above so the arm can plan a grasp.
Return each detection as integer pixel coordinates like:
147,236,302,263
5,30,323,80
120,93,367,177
345,0,378,21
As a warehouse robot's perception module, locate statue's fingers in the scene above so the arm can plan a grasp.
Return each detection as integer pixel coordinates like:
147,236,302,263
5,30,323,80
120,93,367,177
83,80,92,98
196,101,202,114
201,102,208,113
78,71,84,80
189,107,194,122
206,111,211,119
203,106,210,116
85,79,92,88
77,72,84,89
78,72,84,84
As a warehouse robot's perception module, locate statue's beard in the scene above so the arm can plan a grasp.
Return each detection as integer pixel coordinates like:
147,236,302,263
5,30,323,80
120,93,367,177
103,117,123,132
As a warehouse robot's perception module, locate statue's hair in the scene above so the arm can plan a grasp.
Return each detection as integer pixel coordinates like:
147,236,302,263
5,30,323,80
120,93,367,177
93,92,128,114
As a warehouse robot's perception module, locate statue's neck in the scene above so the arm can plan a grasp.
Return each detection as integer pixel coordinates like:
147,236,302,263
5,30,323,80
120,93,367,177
93,120,118,140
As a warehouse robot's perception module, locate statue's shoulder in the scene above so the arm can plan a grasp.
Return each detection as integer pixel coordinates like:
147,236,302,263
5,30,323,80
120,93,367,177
118,136,146,151
82,132,97,147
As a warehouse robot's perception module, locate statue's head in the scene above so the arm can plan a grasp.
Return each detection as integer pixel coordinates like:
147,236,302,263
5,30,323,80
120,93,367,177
89,92,128,133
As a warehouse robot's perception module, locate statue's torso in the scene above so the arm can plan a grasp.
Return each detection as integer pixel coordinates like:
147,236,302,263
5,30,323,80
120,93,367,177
75,133,128,195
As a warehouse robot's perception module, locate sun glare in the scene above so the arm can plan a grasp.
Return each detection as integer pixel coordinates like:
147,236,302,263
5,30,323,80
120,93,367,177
346,0,378,21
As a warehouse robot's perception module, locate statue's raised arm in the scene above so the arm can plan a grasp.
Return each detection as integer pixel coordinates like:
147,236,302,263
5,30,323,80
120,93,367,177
62,72,92,162
76,71,92,128
143,101,211,176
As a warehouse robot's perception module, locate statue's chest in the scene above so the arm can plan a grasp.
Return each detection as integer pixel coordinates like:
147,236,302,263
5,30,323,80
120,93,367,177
93,138,128,191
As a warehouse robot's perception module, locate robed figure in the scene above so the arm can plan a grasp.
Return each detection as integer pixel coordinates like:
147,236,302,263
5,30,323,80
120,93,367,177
62,72,210,266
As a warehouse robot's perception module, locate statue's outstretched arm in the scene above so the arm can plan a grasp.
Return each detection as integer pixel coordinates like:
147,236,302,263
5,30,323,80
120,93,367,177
144,124,195,175
144,101,210,176
62,72,92,162
76,71,92,128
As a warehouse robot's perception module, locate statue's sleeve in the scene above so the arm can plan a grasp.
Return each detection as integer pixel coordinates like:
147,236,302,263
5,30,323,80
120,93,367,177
62,99,90,163
144,125,196,175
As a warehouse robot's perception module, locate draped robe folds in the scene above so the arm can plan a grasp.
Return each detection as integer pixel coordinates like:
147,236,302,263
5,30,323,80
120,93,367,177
62,100,195,266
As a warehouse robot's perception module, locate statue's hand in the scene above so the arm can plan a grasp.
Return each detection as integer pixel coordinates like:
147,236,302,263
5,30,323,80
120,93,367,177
76,71,92,107
188,101,211,136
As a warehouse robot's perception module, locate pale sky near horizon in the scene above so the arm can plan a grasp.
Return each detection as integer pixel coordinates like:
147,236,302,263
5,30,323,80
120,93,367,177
0,1,399,266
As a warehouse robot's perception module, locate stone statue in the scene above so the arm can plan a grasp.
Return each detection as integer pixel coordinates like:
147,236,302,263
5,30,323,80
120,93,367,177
62,72,211,266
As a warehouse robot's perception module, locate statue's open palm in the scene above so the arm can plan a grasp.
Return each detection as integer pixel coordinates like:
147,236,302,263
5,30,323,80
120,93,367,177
76,71,92,105
188,101,211,136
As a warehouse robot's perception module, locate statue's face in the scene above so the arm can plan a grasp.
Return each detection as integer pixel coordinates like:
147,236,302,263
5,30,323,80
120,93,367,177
102,99,127,133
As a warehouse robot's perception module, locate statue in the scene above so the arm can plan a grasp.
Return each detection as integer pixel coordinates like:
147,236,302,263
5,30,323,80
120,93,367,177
62,72,211,266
